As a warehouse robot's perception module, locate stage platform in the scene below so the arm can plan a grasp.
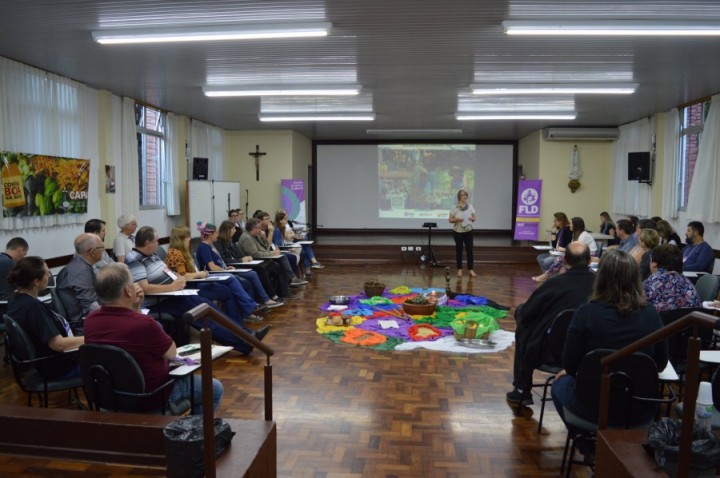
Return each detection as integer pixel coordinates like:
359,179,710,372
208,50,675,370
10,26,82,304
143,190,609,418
312,231,539,264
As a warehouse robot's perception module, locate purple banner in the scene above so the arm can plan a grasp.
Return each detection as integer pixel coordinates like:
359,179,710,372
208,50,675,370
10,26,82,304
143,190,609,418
281,179,306,224
513,179,542,241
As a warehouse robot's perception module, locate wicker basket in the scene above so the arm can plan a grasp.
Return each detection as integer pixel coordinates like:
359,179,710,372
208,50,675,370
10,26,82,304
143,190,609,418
452,320,489,340
402,302,437,316
364,281,386,298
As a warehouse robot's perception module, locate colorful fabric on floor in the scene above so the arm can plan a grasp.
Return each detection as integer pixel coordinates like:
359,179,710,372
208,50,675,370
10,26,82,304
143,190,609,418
316,287,511,353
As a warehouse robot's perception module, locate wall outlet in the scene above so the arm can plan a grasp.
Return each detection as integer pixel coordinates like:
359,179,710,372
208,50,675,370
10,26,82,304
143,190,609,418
415,246,422,252
401,246,407,252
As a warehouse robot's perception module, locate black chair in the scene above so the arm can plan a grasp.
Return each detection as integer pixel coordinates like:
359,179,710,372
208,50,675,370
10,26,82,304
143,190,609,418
78,343,190,415
560,348,674,477
3,314,83,407
531,308,575,434
695,274,720,302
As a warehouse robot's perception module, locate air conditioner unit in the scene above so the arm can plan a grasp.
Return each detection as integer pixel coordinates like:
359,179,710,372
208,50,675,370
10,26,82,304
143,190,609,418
542,127,620,142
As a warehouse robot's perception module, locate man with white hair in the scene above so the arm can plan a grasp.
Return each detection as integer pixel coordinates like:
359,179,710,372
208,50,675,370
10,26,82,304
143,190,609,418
112,213,138,263
56,233,106,325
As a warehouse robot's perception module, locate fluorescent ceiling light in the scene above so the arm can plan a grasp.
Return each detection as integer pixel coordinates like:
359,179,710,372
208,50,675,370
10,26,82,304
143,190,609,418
366,129,463,135
470,83,637,95
204,85,360,97
502,20,720,36
259,113,375,122
456,113,576,121
93,22,330,44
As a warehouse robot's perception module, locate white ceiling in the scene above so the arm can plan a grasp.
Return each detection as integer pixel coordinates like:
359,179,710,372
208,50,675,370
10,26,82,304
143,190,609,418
2,0,720,140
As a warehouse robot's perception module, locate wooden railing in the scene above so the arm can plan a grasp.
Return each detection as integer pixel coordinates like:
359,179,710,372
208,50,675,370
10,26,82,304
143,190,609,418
183,303,274,478
597,310,720,478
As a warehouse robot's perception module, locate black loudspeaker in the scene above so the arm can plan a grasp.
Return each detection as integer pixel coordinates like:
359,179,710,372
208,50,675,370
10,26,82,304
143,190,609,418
192,157,208,180
627,152,651,181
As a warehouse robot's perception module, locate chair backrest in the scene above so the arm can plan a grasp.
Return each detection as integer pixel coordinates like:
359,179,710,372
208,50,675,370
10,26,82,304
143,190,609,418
78,343,150,412
3,314,38,368
546,308,575,364
695,274,720,302
660,307,713,364
49,286,68,320
574,348,660,426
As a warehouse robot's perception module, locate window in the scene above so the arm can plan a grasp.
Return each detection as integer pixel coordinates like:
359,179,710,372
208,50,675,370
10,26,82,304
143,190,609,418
678,99,710,210
135,103,166,208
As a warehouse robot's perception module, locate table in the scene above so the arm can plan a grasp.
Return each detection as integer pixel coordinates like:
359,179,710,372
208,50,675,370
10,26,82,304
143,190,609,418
170,344,233,411
591,232,615,249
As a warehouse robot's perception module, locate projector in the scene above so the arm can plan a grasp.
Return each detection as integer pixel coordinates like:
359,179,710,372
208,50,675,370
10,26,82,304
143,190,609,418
422,222,437,228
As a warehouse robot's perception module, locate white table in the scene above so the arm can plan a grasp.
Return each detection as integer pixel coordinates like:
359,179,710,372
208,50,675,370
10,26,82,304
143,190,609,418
590,232,614,249
170,344,233,376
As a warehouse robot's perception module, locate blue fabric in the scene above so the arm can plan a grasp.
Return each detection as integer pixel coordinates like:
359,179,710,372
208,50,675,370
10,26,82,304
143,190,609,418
170,374,224,415
453,295,488,306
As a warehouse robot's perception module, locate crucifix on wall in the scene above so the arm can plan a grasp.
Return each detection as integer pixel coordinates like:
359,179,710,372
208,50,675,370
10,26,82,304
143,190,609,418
248,144,266,181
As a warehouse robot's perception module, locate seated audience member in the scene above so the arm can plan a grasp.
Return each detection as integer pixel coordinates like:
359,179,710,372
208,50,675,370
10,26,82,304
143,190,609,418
507,242,594,405
656,220,683,247
614,219,638,253
193,222,282,309
256,210,301,276
551,250,668,462
216,221,293,301
126,226,269,354
627,215,640,237
84,219,114,269
56,233,105,325
0,237,29,300
643,244,700,313
239,218,307,287
537,212,572,272
275,209,324,273
599,211,617,242
228,209,245,243
84,263,223,414
113,214,138,263
637,218,657,234
628,228,659,280
6,257,84,378
683,221,715,273
532,217,596,283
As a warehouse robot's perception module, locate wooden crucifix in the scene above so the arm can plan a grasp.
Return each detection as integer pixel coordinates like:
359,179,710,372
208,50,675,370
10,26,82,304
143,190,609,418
248,144,266,181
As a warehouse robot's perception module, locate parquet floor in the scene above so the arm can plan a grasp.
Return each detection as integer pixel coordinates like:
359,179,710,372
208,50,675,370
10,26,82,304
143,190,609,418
0,263,593,477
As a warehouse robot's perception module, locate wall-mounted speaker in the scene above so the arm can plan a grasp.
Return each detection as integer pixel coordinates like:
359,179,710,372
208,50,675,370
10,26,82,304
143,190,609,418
627,152,651,182
192,157,208,180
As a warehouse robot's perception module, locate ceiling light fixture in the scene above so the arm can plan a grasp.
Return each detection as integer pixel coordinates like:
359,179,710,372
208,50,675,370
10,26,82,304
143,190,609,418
366,129,463,135
259,113,375,122
203,85,360,97
470,83,637,95
93,22,331,44
502,20,720,36
456,113,577,121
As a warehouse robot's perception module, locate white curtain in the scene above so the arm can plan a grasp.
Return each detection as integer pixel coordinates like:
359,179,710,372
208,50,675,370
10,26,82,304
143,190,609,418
611,118,652,217
191,119,224,181
119,97,139,216
0,57,98,229
164,113,181,215
686,94,720,223
661,108,681,219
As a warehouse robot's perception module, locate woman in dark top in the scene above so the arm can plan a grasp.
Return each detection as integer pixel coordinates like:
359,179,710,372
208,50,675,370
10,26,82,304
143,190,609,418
537,212,572,272
551,250,668,456
6,256,84,379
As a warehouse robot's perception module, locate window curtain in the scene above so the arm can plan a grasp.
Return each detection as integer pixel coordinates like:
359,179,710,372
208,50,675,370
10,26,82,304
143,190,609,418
611,118,652,217
686,94,720,223
0,56,99,229
119,96,139,216
191,119,224,181
661,108,681,219
164,113,181,215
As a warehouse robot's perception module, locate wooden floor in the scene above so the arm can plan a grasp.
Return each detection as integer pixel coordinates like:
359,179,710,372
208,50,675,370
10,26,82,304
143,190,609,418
0,262,593,477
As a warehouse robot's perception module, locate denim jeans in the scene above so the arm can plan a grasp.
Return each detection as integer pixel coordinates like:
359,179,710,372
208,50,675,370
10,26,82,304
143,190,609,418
170,374,224,415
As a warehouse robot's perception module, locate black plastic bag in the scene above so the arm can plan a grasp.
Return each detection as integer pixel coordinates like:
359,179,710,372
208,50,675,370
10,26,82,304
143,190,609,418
164,415,235,478
647,417,720,469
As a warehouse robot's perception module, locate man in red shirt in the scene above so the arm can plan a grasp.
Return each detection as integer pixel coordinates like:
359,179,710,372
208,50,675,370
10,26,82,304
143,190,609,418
84,263,223,414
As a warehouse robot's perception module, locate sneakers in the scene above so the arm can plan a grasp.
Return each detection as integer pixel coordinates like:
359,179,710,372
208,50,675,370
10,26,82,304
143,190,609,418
506,388,534,406
251,304,269,316
280,294,299,301
264,299,285,309
290,277,308,287
244,314,264,324
254,325,271,341
311,262,325,269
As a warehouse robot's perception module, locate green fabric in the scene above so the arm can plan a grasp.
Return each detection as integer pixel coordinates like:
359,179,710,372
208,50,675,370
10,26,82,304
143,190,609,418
321,330,403,351
389,286,411,294
437,305,507,319
449,315,500,339
359,296,394,305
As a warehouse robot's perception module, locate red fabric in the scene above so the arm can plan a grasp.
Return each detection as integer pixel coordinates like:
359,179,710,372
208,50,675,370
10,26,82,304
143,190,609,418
84,306,173,393
407,323,442,341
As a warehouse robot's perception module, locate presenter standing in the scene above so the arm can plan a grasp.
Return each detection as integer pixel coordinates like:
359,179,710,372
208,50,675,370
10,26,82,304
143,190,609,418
449,189,476,277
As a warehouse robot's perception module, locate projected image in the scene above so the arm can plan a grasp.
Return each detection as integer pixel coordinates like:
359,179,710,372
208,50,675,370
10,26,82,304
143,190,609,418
378,145,475,219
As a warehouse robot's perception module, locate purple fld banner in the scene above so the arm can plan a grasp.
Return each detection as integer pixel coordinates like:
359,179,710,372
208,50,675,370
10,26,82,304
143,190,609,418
281,179,307,225
513,179,542,241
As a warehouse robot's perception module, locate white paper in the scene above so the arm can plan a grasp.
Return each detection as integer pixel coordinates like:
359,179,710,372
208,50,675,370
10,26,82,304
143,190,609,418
378,319,399,329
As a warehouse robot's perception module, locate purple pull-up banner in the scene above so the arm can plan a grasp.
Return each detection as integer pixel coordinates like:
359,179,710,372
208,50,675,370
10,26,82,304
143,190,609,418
513,179,542,241
281,179,307,224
